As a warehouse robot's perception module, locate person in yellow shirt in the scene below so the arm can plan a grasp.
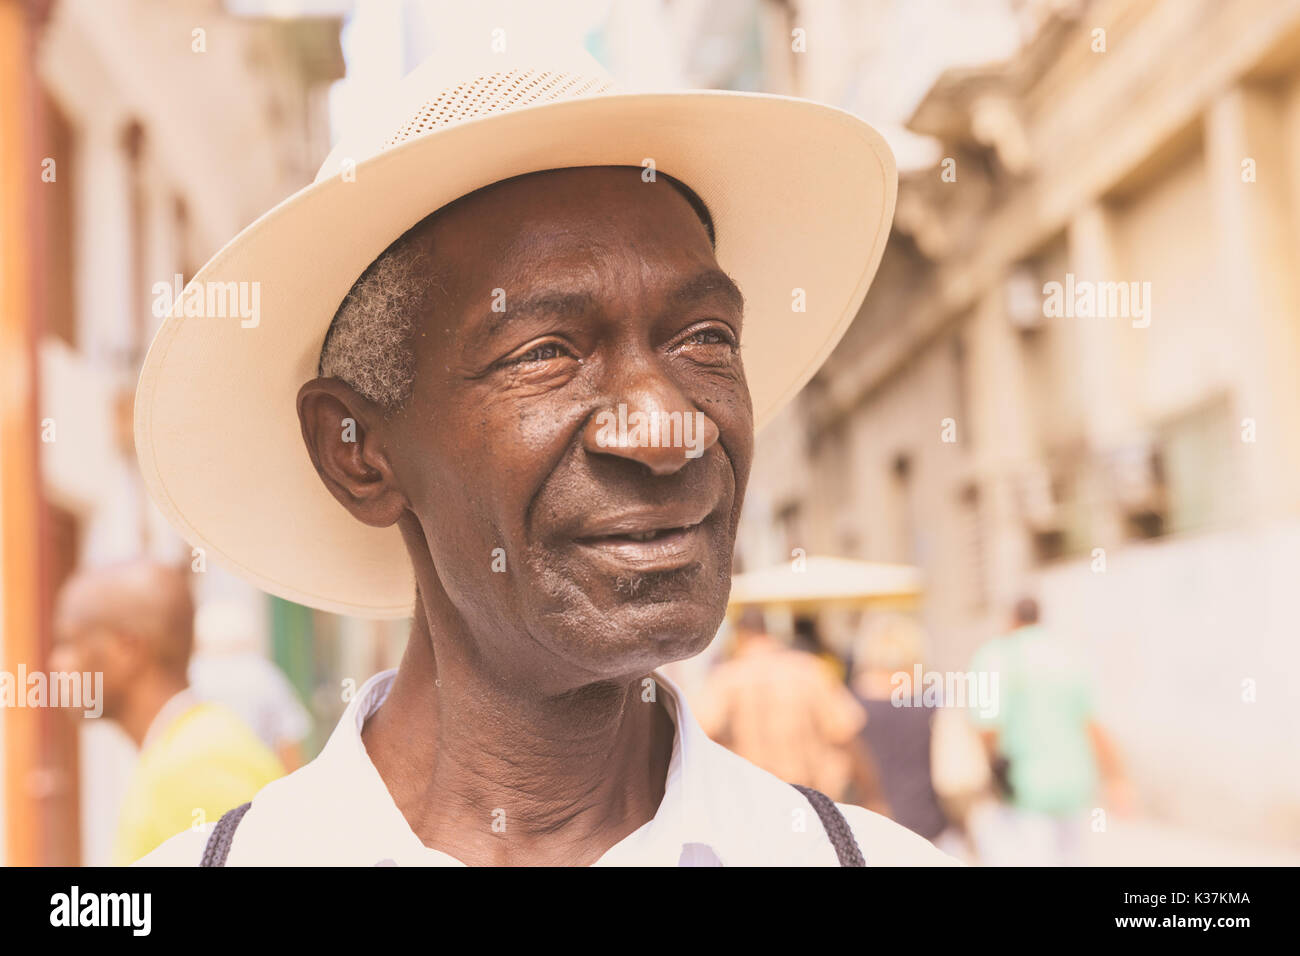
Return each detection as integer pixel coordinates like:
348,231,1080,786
52,560,285,864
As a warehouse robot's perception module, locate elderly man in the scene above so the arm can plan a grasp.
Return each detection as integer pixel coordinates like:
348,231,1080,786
52,562,283,864
133,42,953,866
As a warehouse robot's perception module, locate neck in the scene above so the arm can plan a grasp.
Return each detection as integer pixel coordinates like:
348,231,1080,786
362,602,675,866
119,671,189,748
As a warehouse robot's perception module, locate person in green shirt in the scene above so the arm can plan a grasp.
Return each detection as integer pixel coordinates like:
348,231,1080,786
967,597,1132,865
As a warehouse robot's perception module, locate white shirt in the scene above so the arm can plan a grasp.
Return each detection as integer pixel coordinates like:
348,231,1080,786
137,669,958,866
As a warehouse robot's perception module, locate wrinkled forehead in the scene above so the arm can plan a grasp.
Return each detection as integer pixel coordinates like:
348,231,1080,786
421,166,715,276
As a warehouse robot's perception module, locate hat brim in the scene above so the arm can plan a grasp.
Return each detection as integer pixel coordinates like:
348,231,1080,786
134,90,897,618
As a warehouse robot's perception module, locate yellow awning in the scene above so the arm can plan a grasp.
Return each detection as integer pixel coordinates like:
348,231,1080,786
728,555,923,612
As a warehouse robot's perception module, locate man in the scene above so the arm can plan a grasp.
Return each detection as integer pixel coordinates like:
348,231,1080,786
51,562,284,865
967,597,1132,865
133,41,953,865
697,609,879,807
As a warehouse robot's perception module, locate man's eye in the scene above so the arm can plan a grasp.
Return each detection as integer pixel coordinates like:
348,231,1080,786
684,327,736,348
509,342,568,365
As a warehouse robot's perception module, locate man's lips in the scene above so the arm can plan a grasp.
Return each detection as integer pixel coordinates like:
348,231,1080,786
574,522,708,573
571,502,715,539
570,505,716,573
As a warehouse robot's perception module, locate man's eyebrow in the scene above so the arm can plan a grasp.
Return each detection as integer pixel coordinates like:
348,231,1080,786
476,269,744,337
479,290,595,337
671,269,745,315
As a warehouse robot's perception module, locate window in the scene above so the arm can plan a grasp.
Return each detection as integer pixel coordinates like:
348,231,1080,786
1154,395,1239,535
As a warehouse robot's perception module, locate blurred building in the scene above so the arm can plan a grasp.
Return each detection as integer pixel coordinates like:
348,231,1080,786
738,0,1300,846
2,0,344,864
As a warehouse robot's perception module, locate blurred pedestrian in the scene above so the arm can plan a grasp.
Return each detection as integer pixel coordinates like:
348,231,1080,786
792,615,846,683
190,599,313,771
52,560,284,864
966,597,1133,865
696,608,881,804
850,613,968,857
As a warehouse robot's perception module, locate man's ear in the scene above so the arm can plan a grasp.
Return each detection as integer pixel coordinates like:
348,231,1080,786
296,377,409,528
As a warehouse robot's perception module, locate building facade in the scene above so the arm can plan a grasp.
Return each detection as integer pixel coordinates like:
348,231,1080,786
739,0,1300,845
2,0,344,864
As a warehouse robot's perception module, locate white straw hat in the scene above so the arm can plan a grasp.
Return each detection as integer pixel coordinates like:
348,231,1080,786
134,41,897,619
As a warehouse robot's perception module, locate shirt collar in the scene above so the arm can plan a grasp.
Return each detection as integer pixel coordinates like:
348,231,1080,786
311,668,728,866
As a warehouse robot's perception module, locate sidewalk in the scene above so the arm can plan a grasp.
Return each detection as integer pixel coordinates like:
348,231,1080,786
964,799,1300,866
1083,818,1300,867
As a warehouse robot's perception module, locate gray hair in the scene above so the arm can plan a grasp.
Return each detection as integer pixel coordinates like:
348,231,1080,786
318,226,438,410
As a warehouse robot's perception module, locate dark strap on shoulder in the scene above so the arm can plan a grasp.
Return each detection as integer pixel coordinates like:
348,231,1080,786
199,791,862,866
792,784,866,866
199,801,252,867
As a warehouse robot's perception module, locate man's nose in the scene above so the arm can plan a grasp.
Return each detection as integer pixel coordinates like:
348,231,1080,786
581,366,720,476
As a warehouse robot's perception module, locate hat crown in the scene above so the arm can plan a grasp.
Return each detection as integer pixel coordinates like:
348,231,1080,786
315,45,617,184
